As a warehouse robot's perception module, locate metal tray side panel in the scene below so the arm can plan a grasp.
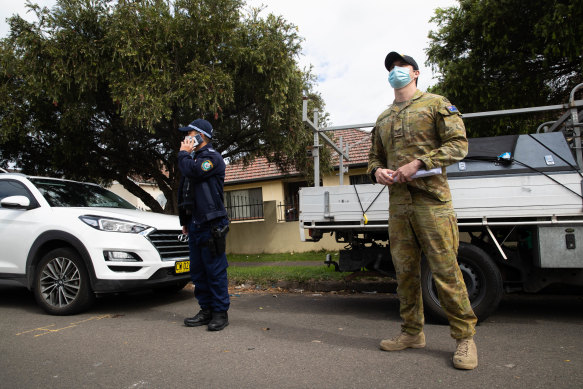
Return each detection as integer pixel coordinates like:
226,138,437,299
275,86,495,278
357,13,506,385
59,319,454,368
300,171,583,225
450,172,583,219
300,184,389,223
537,226,583,268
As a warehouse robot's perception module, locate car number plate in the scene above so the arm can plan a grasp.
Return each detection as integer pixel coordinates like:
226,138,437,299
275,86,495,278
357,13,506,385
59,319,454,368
175,260,190,274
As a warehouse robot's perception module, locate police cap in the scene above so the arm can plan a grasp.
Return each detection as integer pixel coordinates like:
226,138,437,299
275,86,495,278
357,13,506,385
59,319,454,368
178,119,213,139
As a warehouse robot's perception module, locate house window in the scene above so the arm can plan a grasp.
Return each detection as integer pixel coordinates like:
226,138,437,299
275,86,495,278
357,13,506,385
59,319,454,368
278,181,307,222
225,188,263,221
349,174,372,185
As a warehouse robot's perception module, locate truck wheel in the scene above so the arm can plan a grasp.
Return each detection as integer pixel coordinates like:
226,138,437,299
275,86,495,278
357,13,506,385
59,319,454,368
421,242,503,323
33,248,95,315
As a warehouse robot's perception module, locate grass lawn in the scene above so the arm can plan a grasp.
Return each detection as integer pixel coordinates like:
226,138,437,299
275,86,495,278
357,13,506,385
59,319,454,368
226,251,344,285
227,265,346,286
228,250,337,263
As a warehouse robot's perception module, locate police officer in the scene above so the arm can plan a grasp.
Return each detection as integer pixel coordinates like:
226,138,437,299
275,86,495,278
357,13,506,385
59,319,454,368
177,119,230,331
368,52,478,369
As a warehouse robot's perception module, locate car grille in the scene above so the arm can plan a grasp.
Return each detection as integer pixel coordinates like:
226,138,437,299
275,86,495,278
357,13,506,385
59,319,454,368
147,230,190,261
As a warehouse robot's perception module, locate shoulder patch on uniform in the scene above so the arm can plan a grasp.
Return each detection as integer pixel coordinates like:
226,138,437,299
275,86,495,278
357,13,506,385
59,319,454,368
446,105,459,113
201,160,214,172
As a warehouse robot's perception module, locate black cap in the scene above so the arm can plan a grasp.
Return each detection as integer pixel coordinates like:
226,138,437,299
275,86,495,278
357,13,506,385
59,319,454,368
178,119,213,139
385,52,419,71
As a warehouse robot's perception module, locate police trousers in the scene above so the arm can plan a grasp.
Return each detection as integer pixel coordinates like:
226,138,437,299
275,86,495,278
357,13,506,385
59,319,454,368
388,197,477,339
188,218,230,312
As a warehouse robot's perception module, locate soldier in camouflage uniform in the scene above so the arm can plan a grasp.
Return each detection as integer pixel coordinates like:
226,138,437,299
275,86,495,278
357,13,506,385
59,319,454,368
367,52,478,370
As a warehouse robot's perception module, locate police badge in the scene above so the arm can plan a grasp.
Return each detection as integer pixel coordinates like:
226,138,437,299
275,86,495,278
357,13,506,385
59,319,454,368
201,160,214,171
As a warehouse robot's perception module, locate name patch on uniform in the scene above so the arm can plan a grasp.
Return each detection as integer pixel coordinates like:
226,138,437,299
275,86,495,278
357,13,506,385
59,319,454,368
201,160,214,171
446,105,459,113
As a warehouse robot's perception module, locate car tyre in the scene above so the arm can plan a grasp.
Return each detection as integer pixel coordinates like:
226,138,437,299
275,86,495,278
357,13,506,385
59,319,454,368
33,248,95,315
421,242,503,324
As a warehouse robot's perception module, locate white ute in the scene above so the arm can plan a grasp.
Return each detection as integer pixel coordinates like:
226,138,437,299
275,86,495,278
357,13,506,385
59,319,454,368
299,84,583,322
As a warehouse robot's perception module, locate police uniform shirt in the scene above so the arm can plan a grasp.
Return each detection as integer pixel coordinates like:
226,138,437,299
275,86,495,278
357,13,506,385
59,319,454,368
177,144,227,225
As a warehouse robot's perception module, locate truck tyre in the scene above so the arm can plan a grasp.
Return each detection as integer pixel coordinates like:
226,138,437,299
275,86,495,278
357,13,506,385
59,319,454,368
421,242,503,324
33,248,95,315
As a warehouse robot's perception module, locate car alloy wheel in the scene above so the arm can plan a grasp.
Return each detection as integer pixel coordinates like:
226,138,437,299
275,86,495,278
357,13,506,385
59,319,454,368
40,256,81,308
34,248,94,315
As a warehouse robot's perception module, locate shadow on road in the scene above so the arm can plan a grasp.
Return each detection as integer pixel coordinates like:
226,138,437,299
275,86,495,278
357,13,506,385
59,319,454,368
488,292,583,324
2,278,582,326
0,280,40,314
0,279,194,315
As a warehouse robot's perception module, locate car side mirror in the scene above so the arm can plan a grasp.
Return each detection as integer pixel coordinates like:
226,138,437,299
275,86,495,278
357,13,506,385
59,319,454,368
1,195,31,209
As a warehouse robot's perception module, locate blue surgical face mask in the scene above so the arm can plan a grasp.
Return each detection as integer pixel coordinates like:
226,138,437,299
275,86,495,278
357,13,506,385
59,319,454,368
388,66,412,89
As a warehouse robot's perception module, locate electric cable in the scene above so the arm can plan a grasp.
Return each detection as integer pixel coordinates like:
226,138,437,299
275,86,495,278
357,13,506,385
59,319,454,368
511,159,583,200
527,134,583,178
353,184,387,224
462,155,583,200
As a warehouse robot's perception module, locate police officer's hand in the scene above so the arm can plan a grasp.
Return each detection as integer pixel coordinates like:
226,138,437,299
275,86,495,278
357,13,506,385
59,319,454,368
392,159,424,183
182,225,188,234
375,168,395,186
180,138,195,153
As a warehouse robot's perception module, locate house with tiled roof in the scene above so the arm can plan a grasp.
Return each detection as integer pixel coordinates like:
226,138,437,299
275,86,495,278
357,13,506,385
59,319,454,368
109,128,374,253
224,128,372,219
224,128,373,253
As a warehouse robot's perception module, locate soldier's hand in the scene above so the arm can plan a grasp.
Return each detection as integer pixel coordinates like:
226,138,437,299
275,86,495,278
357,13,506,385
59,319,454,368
375,168,395,186
392,160,424,183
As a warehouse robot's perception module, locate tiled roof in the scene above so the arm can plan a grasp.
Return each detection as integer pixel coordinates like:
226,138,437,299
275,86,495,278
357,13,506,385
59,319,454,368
328,128,371,166
225,128,371,184
224,157,300,183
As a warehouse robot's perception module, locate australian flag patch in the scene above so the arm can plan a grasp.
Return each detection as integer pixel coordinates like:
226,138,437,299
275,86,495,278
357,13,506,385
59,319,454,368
446,105,459,113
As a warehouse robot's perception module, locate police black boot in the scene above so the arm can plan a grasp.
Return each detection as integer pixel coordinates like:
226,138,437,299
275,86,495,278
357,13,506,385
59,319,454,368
208,311,229,331
184,309,212,327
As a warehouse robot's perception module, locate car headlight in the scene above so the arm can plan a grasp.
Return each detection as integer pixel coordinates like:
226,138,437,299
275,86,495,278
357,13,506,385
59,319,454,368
79,215,150,233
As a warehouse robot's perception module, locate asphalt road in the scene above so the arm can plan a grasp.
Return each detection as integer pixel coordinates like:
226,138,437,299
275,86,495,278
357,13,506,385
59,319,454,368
1,281,582,389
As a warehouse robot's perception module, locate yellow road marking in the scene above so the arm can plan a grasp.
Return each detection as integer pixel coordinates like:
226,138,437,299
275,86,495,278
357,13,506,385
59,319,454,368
16,314,112,337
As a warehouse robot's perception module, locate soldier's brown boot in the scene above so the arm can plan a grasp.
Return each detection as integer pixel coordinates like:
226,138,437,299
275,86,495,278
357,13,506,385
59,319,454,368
379,331,426,351
453,337,478,370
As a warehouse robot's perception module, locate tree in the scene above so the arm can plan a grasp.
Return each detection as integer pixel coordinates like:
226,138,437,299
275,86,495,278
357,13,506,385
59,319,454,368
0,0,327,213
426,0,583,137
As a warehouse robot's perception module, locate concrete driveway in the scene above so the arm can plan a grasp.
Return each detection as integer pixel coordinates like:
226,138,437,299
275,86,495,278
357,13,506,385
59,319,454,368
1,280,582,388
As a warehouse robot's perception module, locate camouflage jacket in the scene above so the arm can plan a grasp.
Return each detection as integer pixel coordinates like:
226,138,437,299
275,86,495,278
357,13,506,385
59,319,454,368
367,89,468,203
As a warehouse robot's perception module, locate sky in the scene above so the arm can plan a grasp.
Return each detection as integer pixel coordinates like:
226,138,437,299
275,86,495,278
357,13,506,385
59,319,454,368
0,0,459,128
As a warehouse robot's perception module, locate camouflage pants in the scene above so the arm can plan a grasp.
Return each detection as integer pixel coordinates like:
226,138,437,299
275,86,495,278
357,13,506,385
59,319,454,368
388,198,477,339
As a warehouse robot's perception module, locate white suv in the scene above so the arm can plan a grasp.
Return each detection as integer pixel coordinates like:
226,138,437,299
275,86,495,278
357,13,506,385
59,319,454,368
0,173,191,315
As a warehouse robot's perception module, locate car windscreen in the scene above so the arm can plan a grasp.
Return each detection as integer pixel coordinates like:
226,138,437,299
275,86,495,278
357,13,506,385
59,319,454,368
30,178,137,209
